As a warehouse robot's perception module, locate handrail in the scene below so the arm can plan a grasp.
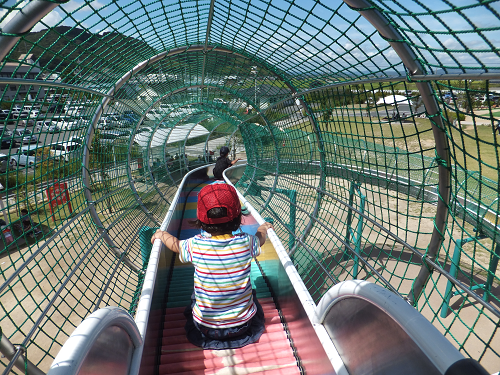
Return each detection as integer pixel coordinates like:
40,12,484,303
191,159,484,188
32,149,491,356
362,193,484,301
47,307,142,375
0,327,45,375
222,167,348,375
129,163,215,374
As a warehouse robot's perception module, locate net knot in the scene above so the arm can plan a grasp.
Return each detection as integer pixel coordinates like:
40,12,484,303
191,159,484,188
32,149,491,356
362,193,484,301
434,150,448,168
1,30,31,37
345,3,376,11
379,33,406,44
421,250,433,273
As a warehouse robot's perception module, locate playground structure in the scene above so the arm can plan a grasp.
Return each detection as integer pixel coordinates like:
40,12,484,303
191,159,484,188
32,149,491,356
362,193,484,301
0,0,500,374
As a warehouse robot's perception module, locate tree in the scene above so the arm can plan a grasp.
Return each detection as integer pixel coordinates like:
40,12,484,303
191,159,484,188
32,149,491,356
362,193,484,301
225,131,245,160
412,94,425,113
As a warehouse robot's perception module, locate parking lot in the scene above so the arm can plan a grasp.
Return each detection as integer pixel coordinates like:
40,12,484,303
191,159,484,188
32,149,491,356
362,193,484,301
0,119,88,171
1,122,84,148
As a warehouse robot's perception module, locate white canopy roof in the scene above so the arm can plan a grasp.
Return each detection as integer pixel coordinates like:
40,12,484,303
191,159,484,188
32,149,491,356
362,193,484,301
134,124,209,148
376,95,411,105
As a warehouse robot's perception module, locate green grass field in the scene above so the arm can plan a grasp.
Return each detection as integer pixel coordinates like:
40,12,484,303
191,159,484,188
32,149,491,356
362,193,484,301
291,116,499,182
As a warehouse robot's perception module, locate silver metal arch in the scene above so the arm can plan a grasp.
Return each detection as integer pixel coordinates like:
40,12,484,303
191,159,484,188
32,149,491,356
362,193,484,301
126,112,162,228
0,0,69,62
83,46,298,232
343,0,451,304
201,0,216,87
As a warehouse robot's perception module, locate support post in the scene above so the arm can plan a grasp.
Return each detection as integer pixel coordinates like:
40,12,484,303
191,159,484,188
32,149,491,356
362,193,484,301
483,243,500,303
344,182,356,261
440,235,487,318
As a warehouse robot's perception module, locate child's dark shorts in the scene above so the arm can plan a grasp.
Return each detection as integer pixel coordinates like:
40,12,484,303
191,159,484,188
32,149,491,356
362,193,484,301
184,290,265,349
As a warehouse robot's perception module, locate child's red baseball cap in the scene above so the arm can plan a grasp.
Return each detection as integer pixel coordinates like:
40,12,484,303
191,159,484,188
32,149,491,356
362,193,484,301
197,184,241,224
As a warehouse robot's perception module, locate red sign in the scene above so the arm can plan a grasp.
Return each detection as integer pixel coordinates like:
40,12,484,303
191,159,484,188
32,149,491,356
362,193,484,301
46,182,72,222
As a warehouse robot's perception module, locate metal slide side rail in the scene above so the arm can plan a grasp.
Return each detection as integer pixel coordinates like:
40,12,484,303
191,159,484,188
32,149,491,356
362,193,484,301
0,327,45,375
222,167,349,375
313,280,488,375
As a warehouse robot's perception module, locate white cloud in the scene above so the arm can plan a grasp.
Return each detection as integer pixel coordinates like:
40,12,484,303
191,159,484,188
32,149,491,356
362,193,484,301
98,27,111,35
60,1,85,13
31,9,63,32
0,1,29,28
61,0,105,14
442,38,462,50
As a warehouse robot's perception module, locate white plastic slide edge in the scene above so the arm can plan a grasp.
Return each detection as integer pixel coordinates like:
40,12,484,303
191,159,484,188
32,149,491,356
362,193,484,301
314,280,464,374
47,306,141,375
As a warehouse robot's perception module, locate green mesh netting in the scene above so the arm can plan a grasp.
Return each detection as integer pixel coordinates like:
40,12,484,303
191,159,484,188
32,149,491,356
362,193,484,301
1,0,500,373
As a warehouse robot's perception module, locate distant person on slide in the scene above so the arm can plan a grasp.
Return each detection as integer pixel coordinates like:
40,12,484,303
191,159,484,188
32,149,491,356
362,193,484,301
213,146,240,180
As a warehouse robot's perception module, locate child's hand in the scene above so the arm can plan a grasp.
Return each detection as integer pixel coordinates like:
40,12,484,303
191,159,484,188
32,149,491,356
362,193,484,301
151,229,181,253
259,222,273,232
151,229,165,244
256,222,273,246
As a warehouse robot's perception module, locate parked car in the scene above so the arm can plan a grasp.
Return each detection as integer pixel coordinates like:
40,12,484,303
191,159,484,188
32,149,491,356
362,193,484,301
48,104,65,113
23,104,42,112
49,141,81,162
0,153,10,173
0,128,19,148
64,105,84,117
0,110,15,121
13,128,38,144
14,110,30,120
27,110,41,124
482,94,500,103
96,117,119,130
68,136,85,146
9,146,38,168
60,118,86,131
35,121,61,133
10,105,22,116
15,109,40,126
98,130,130,144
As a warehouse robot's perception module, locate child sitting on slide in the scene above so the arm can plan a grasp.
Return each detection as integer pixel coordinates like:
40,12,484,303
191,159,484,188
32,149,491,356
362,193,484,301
151,184,273,349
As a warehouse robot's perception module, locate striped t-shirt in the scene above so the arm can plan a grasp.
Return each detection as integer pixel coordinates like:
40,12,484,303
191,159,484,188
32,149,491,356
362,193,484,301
179,233,261,328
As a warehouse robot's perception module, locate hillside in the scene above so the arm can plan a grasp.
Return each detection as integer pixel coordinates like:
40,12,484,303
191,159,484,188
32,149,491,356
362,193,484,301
9,26,157,83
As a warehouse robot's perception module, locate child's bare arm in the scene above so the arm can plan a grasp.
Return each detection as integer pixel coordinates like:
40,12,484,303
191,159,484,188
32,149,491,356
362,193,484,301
151,230,181,253
255,222,273,246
